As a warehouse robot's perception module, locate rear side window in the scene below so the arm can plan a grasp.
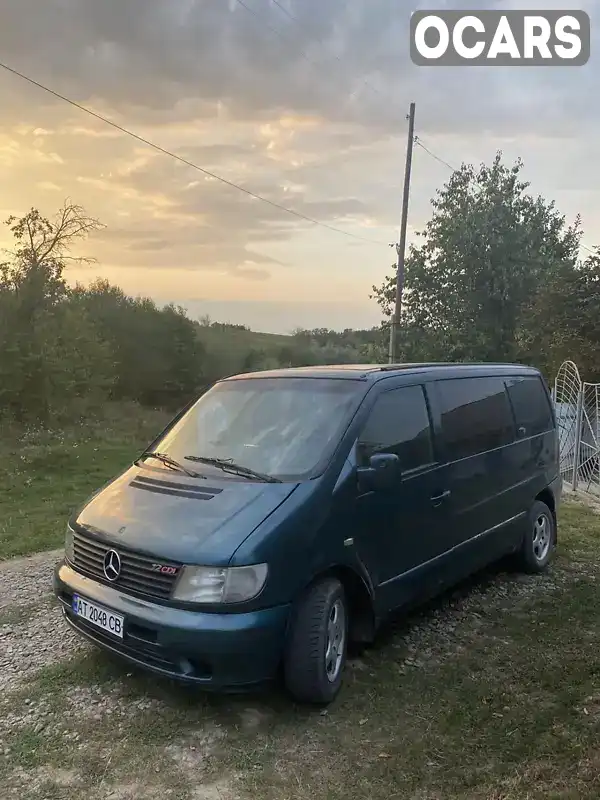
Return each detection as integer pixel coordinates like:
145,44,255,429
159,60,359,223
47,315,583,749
437,377,515,461
358,385,434,471
506,376,554,437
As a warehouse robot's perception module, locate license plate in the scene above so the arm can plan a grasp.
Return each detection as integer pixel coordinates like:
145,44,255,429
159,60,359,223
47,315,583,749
72,594,124,639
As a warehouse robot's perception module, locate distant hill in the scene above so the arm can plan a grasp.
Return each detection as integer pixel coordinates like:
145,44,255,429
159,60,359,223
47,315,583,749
195,320,384,380
197,323,292,351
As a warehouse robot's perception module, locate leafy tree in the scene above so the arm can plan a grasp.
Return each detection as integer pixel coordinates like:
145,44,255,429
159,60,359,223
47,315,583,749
0,203,106,422
239,347,281,372
28,303,115,421
289,327,382,364
72,281,207,409
525,249,600,380
372,153,582,368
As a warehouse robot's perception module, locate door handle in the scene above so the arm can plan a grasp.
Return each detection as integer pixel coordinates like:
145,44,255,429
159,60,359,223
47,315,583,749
431,490,451,506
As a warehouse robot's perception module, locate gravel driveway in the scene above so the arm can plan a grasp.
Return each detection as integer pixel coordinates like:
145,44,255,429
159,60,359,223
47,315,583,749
0,551,88,697
0,550,237,799
1,501,598,800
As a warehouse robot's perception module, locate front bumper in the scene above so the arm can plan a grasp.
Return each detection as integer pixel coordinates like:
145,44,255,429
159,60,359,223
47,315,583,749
53,560,290,690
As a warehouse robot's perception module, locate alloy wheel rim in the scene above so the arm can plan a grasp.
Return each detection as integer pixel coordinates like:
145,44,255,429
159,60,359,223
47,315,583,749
532,513,551,561
325,599,346,683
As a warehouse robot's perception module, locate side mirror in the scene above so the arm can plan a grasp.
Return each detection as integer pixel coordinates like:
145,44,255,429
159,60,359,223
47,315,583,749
357,452,400,493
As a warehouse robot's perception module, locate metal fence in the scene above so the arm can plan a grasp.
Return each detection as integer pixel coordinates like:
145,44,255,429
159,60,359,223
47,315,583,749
553,360,600,496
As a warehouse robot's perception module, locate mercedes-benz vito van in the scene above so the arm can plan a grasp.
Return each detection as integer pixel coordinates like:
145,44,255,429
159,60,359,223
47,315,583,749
53,363,561,704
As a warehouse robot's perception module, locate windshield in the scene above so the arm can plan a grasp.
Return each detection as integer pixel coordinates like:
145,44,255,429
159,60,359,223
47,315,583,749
147,377,364,481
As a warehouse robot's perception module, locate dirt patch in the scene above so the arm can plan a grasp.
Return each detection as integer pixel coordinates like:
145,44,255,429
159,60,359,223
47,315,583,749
64,685,162,724
238,707,271,731
10,765,80,788
103,782,162,800
36,766,80,786
165,723,228,770
563,484,600,514
190,779,238,800
2,500,600,800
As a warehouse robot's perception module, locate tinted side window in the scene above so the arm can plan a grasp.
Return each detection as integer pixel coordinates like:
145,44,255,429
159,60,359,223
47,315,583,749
506,376,554,437
438,377,515,461
358,385,434,471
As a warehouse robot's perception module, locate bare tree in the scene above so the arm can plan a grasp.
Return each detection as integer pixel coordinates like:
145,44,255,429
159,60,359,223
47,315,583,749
0,200,104,301
5,199,103,265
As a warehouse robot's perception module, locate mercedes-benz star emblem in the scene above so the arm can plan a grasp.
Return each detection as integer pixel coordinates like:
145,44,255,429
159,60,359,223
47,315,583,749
103,549,121,582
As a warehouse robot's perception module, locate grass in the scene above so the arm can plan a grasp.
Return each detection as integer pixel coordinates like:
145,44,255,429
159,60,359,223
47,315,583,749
3,411,600,796
197,326,294,379
196,326,292,353
2,496,600,797
0,403,170,560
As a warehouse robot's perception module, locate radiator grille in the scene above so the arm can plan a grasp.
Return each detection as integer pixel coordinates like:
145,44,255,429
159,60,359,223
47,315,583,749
71,529,181,600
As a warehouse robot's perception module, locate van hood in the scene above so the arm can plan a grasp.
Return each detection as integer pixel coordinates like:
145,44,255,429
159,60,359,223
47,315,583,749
73,465,299,566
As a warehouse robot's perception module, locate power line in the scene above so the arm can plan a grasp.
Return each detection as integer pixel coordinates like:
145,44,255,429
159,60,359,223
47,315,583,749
415,136,597,256
236,0,388,112
237,0,407,133
233,0,322,74
238,0,411,133
266,0,389,104
414,137,458,172
0,60,387,245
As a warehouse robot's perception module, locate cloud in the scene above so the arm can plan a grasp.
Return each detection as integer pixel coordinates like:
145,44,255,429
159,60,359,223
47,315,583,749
2,0,597,135
0,0,598,330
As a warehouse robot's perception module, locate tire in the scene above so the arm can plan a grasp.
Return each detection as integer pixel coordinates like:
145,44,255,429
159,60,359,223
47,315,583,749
514,500,556,574
284,577,348,705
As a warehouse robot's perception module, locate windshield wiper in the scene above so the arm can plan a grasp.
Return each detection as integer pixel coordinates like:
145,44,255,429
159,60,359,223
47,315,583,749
136,451,204,479
184,455,282,483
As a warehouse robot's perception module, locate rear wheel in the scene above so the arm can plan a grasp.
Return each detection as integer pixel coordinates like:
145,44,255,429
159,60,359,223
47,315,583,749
514,500,555,573
284,577,348,705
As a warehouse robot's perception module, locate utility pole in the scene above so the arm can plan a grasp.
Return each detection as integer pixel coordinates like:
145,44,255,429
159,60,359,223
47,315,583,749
388,101,416,364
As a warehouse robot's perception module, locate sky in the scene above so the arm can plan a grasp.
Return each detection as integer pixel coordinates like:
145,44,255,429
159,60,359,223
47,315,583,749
0,0,598,333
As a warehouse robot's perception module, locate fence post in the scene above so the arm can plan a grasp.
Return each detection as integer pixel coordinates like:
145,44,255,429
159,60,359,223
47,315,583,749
572,388,584,491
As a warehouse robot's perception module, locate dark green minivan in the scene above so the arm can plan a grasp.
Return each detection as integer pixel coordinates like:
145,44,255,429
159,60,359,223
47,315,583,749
53,363,561,704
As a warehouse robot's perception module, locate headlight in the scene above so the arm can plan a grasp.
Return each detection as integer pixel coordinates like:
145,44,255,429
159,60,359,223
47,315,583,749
172,564,268,604
65,525,75,563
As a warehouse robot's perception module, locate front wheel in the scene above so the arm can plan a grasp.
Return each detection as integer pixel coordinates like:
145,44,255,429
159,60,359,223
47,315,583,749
284,577,348,705
514,500,555,574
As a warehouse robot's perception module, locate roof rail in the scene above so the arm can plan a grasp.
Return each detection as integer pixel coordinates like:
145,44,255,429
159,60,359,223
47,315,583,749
374,361,533,373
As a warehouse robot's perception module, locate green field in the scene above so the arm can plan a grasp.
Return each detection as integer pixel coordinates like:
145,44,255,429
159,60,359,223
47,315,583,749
196,326,293,352
3,410,600,798
1,498,600,798
0,404,170,560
